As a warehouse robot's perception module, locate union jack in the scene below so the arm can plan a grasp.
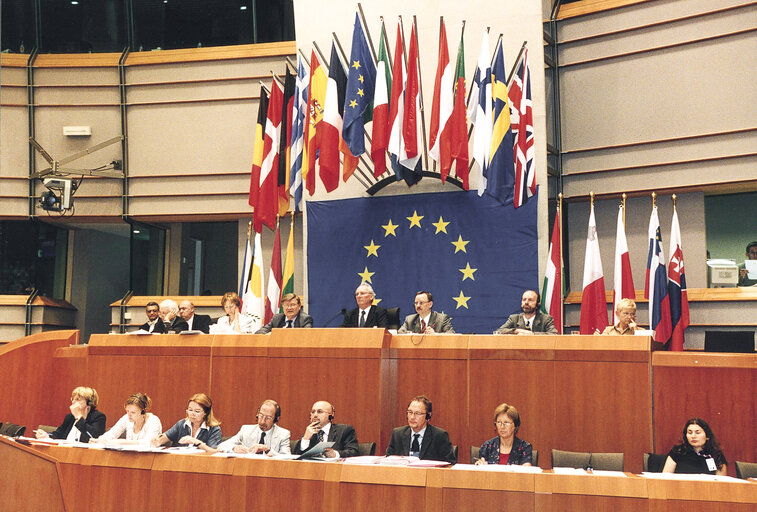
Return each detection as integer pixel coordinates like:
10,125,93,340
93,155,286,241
509,48,535,208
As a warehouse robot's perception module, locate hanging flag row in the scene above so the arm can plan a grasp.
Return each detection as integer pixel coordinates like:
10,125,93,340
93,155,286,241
573,196,689,350
248,13,536,233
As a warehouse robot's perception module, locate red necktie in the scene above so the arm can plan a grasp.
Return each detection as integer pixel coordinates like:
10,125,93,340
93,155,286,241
420,319,426,332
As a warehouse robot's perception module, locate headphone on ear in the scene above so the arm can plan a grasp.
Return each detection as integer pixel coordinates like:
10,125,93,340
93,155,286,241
426,412,431,420
329,406,335,422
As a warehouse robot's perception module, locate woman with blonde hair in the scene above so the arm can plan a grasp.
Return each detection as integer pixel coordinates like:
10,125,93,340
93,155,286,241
98,392,162,444
151,393,221,452
35,386,106,443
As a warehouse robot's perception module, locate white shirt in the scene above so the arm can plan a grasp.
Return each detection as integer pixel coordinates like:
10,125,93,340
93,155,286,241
359,307,371,325
100,413,163,444
145,319,159,333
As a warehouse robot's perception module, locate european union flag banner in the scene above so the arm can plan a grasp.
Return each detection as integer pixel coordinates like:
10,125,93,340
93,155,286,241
307,190,538,333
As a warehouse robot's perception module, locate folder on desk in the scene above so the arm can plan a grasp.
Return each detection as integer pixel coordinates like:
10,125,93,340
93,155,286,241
296,441,335,459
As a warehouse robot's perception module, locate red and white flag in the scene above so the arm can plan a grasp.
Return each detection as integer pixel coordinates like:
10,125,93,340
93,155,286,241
667,206,689,351
428,20,452,167
541,209,562,333
387,23,407,167
318,43,344,192
254,80,283,233
613,204,635,324
265,221,282,323
401,24,422,170
579,204,609,334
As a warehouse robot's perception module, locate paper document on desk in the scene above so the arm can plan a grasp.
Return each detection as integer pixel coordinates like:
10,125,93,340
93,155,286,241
378,456,449,467
641,472,746,483
451,463,543,473
552,467,587,475
745,259,757,279
342,456,385,465
296,441,335,459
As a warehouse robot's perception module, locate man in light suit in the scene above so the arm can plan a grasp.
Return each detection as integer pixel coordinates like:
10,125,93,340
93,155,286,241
256,293,313,333
495,290,558,335
398,291,454,333
178,300,212,333
386,395,456,464
341,283,388,328
217,399,290,454
292,400,359,458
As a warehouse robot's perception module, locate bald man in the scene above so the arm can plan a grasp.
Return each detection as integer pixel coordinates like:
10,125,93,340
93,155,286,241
178,300,212,333
292,400,359,458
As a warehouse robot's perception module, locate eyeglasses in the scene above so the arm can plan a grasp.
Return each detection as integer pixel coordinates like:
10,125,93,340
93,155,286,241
186,408,204,415
407,410,426,417
495,420,514,427
414,301,429,306
257,413,274,421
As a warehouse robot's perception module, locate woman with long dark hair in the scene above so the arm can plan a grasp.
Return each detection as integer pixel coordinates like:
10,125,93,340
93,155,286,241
663,418,727,475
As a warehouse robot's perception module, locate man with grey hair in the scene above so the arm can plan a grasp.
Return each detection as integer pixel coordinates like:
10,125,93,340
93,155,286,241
159,299,189,333
178,300,212,333
341,282,388,328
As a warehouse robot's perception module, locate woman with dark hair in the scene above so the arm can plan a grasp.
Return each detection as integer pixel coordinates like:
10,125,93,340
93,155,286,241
474,403,533,465
663,418,727,475
151,393,222,452
98,392,162,444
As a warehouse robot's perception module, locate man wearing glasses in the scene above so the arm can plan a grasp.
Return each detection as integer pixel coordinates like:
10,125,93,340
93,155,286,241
386,395,456,463
256,293,313,333
216,399,290,454
292,400,359,458
397,291,454,334
139,302,167,333
342,283,388,328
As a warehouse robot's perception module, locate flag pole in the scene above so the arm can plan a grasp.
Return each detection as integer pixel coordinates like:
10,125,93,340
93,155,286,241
381,17,393,70
507,41,528,85
357,3,378,63
590,190,594,209
259,81,271,95
622,192,626,228
465,26,489,108
671,193,677,209
558,192,563,334
651,191,656,208
412,15,430,172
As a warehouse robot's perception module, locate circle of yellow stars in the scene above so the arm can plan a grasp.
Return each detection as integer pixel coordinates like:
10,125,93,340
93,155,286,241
355,210,476,310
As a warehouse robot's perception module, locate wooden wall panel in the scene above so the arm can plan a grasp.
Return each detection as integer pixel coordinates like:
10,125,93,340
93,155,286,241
0,438,65,512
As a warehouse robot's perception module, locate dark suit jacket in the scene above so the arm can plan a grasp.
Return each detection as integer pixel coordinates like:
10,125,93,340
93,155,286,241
256,311,314,334
342,305,387,328
398,311,454,333
50,409,107,443
386,424,456,463
495,311,557,334
185,314,212,333
139,318,167,334
292,422,359,458
164,317,189,333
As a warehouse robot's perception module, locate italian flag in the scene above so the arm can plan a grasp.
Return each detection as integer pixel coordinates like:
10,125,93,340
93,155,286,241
281,214,295,303
442,30,469,188
371,24,391,177
579,204,609,334
541,209,562,333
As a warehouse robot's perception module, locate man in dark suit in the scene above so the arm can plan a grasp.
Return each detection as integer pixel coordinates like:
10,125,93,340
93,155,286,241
397,291,454,333
179,300,212,333
495,290,558,335
139,301,167,333
159,299,188,333
256,293,313,333
292,400,359,458
386,395,456,464
342,283,387,328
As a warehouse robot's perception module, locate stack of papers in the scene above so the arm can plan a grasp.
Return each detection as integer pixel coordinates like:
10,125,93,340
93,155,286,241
451,463,543,473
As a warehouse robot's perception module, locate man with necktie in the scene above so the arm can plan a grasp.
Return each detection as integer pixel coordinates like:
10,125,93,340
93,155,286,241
341,283,388,328
397,291,454,334
292,401,359,458
495,289,558,335
255,293,313,333
386,395,456,463
216,399,291,454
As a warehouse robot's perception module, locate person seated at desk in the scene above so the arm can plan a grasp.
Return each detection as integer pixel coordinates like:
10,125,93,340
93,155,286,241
139,301,166,333
217,399,291,455
663,417,727,476
151,393,221,452
495,290,557,335
292,401,359,458
159,299,189,333
178,300,212,333
475,403,533,466
35,386,106,443
600,298,640,335
214,292,254,333
256,293,313,333
341,283,387,328
398,291,454,334
97,392,162,445
386,395,456,464
738,241,757,286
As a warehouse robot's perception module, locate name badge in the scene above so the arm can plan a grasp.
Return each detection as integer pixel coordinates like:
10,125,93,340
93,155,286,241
705,456,717,472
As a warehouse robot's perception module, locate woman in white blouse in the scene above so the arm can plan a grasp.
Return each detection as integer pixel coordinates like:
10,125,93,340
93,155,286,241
98,392,162,444
213,292,253,333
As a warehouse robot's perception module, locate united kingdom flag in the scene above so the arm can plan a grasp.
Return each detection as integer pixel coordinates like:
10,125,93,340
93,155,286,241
509,48,535,209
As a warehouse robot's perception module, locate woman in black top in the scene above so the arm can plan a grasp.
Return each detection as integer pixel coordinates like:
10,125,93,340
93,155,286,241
663,417,727,476
34,386,106,443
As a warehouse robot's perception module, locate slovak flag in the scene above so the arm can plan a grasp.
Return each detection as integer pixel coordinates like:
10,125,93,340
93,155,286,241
645,206,672,343
667,206,689,351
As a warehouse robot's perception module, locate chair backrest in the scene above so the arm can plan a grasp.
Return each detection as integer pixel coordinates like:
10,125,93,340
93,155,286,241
358,442,376,456
590,452,624,471
735,461,757,479
452,445,459,463
643,453,667,473
704,331,755,353
385,307,401,330
470,445,480,464
0,422,26,437
552,449,590,469
532,449,539,467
